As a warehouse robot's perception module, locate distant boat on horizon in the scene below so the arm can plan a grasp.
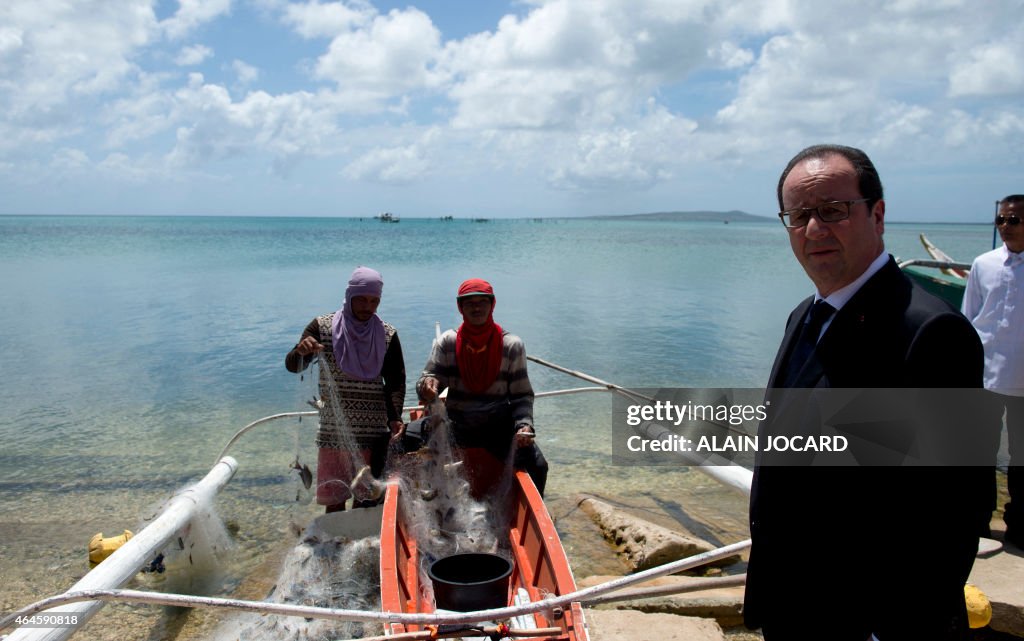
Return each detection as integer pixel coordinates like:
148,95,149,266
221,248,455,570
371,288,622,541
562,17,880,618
375,212,400,223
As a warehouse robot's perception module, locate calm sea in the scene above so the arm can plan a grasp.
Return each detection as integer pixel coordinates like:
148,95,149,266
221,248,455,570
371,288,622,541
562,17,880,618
0,215,997,633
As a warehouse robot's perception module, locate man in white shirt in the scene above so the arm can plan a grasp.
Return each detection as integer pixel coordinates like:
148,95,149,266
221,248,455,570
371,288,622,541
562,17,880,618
962,194,1024,548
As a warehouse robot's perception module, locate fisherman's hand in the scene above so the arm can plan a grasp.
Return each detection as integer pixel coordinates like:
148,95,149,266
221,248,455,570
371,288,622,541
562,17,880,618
515,425,535,448
417,377,439,402
295,336,323,356
388,420,405,441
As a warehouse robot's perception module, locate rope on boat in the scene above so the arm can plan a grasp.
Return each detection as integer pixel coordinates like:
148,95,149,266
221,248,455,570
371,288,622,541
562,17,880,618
579,574,747,607
0,540,750,631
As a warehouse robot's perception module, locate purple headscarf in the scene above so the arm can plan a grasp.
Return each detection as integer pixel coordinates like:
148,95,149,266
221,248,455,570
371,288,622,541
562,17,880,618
331,266,386,380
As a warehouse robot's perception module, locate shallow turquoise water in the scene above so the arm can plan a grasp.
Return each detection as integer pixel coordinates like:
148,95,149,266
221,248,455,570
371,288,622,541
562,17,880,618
0,215,996,623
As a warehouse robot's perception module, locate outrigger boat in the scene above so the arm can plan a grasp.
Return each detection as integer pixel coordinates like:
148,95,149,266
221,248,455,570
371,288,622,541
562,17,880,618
919,234,969,279
380,470,589,641
0,355,751,641
898,234,970,308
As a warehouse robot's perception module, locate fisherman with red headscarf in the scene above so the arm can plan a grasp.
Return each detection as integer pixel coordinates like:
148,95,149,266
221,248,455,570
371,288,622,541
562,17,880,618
417,278,548,498
286,266,406,512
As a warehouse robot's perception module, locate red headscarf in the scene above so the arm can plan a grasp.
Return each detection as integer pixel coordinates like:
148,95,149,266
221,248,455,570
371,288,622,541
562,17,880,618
455,279,504,393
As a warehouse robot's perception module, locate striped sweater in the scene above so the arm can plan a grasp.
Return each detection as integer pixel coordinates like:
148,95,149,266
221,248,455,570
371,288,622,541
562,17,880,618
417,329,534,430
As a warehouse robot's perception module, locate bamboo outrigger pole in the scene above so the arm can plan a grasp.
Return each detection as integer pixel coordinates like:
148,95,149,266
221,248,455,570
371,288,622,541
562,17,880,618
526,355,655,403
5,457,238,641
526,354,753,495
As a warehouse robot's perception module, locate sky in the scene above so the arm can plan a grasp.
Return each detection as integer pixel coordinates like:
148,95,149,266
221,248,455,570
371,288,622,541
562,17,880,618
0,0,1021,221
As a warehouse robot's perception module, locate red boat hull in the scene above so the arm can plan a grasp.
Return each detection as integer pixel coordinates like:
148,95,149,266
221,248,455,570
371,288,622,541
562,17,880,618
380,470,589,640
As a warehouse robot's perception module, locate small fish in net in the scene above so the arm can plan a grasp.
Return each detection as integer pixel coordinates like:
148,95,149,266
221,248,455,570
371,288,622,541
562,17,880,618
386,400,510,584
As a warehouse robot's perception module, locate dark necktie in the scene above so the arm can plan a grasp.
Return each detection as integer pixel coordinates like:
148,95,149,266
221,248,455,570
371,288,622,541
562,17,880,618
781,300,835,387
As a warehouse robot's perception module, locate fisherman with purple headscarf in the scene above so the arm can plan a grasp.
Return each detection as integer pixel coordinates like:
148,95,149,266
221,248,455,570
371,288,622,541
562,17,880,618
286,266,406,512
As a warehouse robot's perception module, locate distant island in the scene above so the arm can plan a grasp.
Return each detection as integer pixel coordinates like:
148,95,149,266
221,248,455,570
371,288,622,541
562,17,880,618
586,209,771,223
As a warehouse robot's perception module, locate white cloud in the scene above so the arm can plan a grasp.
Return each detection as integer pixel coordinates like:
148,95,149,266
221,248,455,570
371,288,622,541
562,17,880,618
702,0,1024,173
944,109,1024,148
442,0,713,132
0,26,23,57
870,104,933,143
175,44,213,66
551,128,666,190
313,8,445,96
51,147,90,171
102,73,177,148
988,111,1024,137
944,109,984,148
161,0,233,40
449,69,618,130
2,0,1023,216
165,74,339,176
232,59,260,84
0,0,157,120
98,151,160,181
549,102,699,190
715,0,793,32
949,42,1024,97
342,141,433,183
715,32,864,135
708,41,754,69
282,0,374,38
0,120,67,155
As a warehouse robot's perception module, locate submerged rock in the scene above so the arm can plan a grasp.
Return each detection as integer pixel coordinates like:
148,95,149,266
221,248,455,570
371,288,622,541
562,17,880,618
577,495,739,573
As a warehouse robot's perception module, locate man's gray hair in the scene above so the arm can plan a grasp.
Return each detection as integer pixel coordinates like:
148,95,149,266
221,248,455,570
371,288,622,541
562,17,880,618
777,144,884,213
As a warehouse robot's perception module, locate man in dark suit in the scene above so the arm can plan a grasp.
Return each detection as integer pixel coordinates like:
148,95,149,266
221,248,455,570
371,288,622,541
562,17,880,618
743,144,990,640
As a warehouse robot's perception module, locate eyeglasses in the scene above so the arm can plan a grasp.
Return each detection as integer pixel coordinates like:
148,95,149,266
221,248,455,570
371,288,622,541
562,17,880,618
995,214,1021,226
778,199,870,229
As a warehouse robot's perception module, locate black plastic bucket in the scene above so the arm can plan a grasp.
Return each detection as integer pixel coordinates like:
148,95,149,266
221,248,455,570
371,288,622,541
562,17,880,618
428,553,513,612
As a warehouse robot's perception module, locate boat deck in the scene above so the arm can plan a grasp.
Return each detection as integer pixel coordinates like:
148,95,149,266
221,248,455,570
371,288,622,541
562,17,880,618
380,471,589,640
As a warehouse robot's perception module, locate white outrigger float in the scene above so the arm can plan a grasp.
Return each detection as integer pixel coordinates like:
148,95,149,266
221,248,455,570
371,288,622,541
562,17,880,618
1,354,753,641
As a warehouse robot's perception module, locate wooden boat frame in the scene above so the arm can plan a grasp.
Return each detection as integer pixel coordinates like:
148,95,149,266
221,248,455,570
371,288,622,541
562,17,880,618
380,470,589,640
897,233,971,309
3,355,749,640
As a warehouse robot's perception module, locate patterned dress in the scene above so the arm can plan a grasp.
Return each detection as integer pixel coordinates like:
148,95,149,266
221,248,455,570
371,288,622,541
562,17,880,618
286,313,406,506
308,314,405,448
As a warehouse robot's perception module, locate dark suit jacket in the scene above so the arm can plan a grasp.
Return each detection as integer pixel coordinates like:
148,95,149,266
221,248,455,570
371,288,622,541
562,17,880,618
744,257,989,640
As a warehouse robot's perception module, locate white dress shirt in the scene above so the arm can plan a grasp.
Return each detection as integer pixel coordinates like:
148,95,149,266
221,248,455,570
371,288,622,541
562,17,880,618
962,244,1024,396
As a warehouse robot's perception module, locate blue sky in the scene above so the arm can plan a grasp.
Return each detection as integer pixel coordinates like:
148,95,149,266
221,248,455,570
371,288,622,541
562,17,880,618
0,0,1021,221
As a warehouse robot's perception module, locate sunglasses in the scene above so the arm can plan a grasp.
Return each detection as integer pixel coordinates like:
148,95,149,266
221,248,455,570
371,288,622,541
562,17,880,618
995,214,1021,226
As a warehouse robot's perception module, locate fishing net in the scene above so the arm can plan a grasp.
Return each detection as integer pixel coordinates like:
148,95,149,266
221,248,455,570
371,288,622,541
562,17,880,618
293,356,388,508
386,400,513,601
213,355,514,638
211,533,383,641
136,484,235,596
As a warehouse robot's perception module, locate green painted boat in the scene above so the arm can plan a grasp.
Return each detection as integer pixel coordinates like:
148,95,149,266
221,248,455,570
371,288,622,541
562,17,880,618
898,234,970,309
900,261,968,309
